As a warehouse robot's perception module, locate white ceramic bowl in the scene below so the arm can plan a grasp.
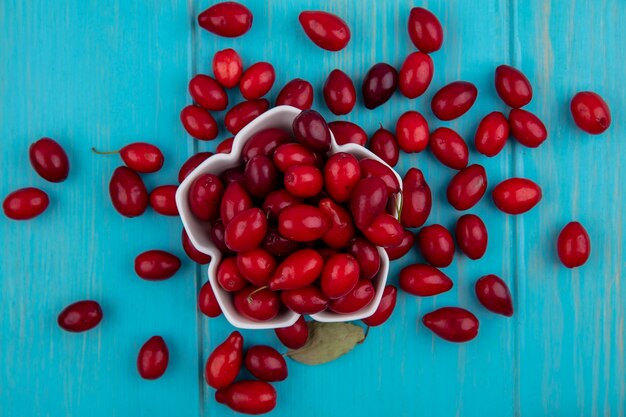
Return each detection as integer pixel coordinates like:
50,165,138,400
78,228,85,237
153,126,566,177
176,105,403,329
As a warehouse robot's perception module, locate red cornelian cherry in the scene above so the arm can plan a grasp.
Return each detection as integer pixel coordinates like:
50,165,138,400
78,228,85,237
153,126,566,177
273,143,316,173
417,224,455,267
262,189,302,221
284,165,323,198
225,99,270,135
319,198,355,249
269,249,324,290
137,336,169,380
422,307,479,343
495,65,533,108
328,121,367,146
216,380,277,415
237,248,276,287
244,155,279,198
178,152,212,183
509,109,547,148
348,237,380,280
350,177,388,230
224,208,268,252
93,142,164,173
384,230,414,261
396,111,429,153
180,105,218,140
401,168,432,228
217,257,247,292
293,109,331,152
455,214,488,260
399,264,453,296
212,48,243,88
323,69,356,115
429,127,469,170
446,164,487,211
328,279,375,314
363,213,404,248
321,254,360,299
362,63,398,109
281,285,329,314
210,220,232,255
324,152,361,203
149,185,178,216
474,112,509,157
431,81,478,121
557,221,591,268
262,228,300,257
369,127,399,167
359,158,400,193
278,204,330,242
298,11,351,51
475,275,514,317
198,2,252,37
182,229,212,264
221,182,252,225
198,281,222,317
220,167,245,185
243,128,291,162
134,250,181,281
492,178,542,214
57,300,103,332
245,345,287,382
240,62,275,100
109,166,148,217
399,52,434,99
234,286,281,321
275,78,314,109
3,188,49,220
570,91,611,134
189,173,224,221
29,137,69,182
275,315,309,349
205,331,243,389
188,74,228,111
216,137,234,154
361,285,397,327
407,7,443,53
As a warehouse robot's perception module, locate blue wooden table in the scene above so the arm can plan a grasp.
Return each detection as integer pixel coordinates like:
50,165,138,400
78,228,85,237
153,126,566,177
1,1,624,416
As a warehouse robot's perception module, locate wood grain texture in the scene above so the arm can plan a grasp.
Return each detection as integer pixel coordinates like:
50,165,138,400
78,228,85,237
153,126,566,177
0,1,624,416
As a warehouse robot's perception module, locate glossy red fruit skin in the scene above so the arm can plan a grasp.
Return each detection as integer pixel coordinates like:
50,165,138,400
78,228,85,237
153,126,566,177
319,198,355,249
262,229,300,257
431,81,478,121
275,316,309,349
109,166,148,217
237,248,276,287
350,177,388,230
245,345,287,382
149,185,178,216
323,152,361,203
509,109,547,148
362,285,397,326
269,248,324,290
323,69,356,115
217,256,248,292
284,165,323,198
224,208,268,252
407,7,443,53
348,237,380,280
399,264,452,296
369,127,399,167
262,189,302,221
417,224,455,267
135,250,181,281
363,214,404,248
137,336,169,380
240,62,276,100
275,78,314,109
180,105,218,140
205,331,243,389
198,281,222,317
570,91,611,134
475,112,509,157
221,182,252,225
118,142,164,173
455,214,488,260
3,188,49,220
495,65,532,108
189,75,228,111
225,99,270,135
244,155,279,198
399,52,434,98
321,254,360,299
475,275,514,316
557,221,591,268
210,220,232,255
57,300,103,332
422,307,479,343
182,229,212,264
396,111,429,153
328,280,375,314
220,167,245,185
362,63,398,109
178,152,212,183
359,158,400,193
429,127,469,170
298,11,350,51
400,168,432,228
281,285,329,314
198,2,252,37
273,143,316,173
384,229,414,260
243,128,291,162
446,164,487,211
212,48,243,88
29,138,69,182
328,121,367,146
215,380,277,415
278,204,330,242
189,173,224,221
292,110,331,152
233,286,281,321
492,178,542,214
216,137,234,154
